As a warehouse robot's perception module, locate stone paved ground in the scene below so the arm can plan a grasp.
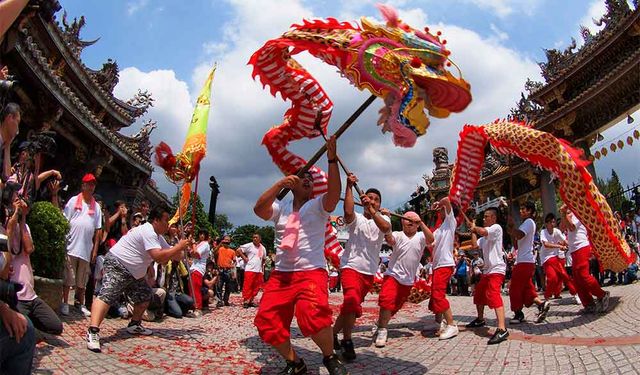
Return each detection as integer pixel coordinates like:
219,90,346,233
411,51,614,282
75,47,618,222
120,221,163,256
32,283,640,375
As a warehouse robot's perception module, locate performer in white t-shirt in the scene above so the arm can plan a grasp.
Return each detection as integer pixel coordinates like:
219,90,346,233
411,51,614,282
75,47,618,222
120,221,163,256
238,233,266,308
560,205,609,313
463,207,508,345
253,135,347,375
189,230,211,313
539,213,578,304
429,197,459,340
506,201,550,324
333,173,391,361
86,206,192,353
374,211,434,348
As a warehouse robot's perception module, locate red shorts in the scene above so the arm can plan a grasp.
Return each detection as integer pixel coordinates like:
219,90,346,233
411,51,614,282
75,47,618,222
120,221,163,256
473,273,505,309
339,268,374,317
378,275,412,316
254,269,333,346
429,266,454,314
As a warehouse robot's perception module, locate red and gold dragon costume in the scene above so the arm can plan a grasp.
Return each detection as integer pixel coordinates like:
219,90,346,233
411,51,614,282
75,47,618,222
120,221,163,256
250,5,632,271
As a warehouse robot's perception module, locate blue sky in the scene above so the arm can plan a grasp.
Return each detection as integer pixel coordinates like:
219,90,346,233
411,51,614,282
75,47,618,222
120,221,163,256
58,0,639,226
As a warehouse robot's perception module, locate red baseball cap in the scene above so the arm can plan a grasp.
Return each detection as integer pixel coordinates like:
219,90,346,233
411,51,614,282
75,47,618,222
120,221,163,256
82,173,97,183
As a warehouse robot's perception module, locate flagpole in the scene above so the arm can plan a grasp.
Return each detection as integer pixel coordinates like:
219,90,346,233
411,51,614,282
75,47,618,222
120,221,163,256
193,173,199,233
176,181,198,305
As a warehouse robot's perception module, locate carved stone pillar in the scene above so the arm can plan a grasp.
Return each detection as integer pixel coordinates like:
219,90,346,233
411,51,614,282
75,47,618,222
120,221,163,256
540,171,558,216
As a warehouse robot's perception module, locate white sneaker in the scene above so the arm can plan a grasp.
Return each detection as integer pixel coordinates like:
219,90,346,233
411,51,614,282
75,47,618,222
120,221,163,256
60,303,70,316
80,305,92,318
126,323,153,335
574,295,581,305
192,310,202,318
86,330,101,352
439,325,459,340
436,320,446,336
375,328,388,347
371,325,378,338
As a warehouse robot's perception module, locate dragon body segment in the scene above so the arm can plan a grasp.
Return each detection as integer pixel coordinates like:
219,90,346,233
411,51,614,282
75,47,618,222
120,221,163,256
449,121,633,272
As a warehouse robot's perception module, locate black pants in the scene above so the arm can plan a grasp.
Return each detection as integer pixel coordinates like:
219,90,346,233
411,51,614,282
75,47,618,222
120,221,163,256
216,269,233,304
235,268,245,293
17,298,63,335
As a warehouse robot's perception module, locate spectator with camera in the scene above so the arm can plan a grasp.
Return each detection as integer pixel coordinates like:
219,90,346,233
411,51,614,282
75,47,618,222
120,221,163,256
9,193,63,335
61,173,102,317
0,199,36,375
0,102,20,180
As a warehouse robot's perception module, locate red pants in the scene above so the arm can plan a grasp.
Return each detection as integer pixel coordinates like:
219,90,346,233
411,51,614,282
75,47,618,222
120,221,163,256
509,263,538,312
543,256,576,299
242,271,263,302
339,268,373,317
571,246,605,307
254,269,333,346
473,273,504,309
191,270,204,309
378,276,412,316
429,266,454,314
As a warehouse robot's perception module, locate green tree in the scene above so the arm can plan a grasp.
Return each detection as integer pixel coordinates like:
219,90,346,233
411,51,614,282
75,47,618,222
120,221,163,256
595,169,631,213
171,192,215,238
606,169,630,213
231,224,260,247
214,213,234,235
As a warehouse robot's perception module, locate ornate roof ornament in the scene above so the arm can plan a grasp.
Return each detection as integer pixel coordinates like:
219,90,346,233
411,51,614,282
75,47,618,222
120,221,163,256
130,119,157,162
539,38,577,82
579,25,595,45
594,0,632,28
480,147,506,179
537,0,636,84
509,92,544,122
126,89,154,118
60,11,99,57
93,58,119,93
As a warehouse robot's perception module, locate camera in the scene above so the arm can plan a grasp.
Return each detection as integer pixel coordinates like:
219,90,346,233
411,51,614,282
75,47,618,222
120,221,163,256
0,76,17,93
0,279,22,310
22,130,57,156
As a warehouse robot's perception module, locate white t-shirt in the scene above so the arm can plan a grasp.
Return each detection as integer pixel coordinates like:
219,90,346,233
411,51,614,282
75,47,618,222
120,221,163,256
539,228,565,265
270,195,330,272
432,208,456,269
64,195,102,262
385,231,428,286
190,241,210,275
477,224,506,275
341,212,390,275
240,242,265,273
566,214,590,254
515,218,536,264
109,222,170,279
236,256,246,269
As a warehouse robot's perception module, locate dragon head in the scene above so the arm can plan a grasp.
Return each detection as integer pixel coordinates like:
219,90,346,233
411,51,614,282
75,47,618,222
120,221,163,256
344,4,472,147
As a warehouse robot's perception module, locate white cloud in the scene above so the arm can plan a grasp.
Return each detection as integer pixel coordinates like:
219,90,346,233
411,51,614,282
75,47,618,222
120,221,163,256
116,0,541,226
464,0,542,18
126,0,149,16
113,67,194,195
489,23,509,42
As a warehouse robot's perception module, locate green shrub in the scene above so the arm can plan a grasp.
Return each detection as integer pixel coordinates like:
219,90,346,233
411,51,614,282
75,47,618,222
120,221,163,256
26,201,69,279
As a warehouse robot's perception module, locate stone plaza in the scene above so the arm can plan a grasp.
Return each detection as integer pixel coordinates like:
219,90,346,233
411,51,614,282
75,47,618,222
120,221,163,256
33,283,640,374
